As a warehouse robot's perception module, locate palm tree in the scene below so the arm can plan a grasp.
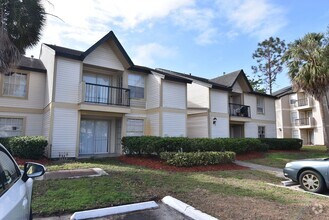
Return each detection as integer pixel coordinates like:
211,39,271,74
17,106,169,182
284,32,329,148
0,0,46,73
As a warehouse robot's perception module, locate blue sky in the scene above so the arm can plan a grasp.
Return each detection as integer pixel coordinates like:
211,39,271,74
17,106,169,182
27,0,329,92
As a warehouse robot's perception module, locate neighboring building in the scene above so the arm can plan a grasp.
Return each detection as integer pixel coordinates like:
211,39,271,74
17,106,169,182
156,69,277,139
0,56,47,138
274,86,328,145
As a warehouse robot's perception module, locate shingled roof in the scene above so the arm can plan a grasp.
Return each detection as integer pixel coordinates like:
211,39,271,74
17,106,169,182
272,86,293,98
155,68,231,91
211,70,242,88
17,56,46,73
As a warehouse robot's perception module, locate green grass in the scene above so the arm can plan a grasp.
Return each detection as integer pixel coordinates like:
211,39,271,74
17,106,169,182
32,157,329,217
247,145,328,168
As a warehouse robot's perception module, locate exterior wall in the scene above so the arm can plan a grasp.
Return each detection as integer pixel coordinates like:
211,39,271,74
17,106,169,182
187,82,209,108
244,94,276,121
210,90,228,113
51,108,78,158
245,122,276,138
55,58,81,103
145,113,160,136
0,71,46,109
146,74,161,109
0,112,43,136
162,81,186,109
210,115,229,138
83,43,124,71
187,114,208,138
162,112,186,137
40,45,55,105
42,109,51,138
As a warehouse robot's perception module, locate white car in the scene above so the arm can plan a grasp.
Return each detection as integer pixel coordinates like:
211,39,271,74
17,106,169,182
0,143,45,220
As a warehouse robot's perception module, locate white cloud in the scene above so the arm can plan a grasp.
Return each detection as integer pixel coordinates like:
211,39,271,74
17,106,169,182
216,0,287,38
132,43,177,66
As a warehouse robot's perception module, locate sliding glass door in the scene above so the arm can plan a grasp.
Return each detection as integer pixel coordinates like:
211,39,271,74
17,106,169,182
79,120,109,155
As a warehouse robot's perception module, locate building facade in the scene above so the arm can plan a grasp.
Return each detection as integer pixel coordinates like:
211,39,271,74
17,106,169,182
0,31,277,158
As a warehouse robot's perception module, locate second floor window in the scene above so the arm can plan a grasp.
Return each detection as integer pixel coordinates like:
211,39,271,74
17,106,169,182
257,97,264,114
2,72,27,98
128,73,144,99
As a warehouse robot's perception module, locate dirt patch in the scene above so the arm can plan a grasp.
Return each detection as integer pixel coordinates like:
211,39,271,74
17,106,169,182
119,155,248,172
236,151,265,160
184,188,329,220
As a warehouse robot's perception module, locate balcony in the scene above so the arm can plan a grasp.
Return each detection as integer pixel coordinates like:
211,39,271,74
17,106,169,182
79,82,130,107
295,117,314,128
229,103,251,118
294,98,313,109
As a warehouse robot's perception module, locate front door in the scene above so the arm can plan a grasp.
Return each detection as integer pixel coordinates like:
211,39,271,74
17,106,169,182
79,120,110,155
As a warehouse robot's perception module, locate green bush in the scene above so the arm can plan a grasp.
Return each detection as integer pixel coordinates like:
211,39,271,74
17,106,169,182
0,137,13,153
160,151,235,167
122,136,268,155
260,138,303,150
10,136,47,159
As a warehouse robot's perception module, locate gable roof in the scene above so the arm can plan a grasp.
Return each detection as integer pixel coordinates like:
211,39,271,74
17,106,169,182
17,56,47,73
155,68,231,91
272,86,293,98
44,31,134,66
211,69,253,91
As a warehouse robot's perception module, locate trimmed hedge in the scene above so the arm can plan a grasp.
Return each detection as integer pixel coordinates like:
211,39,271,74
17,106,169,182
160,151,236,167
0,137,12,153
122,136,269,155
9,136,47,159
260,138,303,150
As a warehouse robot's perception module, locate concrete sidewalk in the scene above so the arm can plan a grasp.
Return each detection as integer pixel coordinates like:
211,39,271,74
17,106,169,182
36,168,108,180
234,160,285,178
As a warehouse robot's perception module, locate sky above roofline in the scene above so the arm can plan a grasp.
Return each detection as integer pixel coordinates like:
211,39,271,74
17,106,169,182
26,0,329,93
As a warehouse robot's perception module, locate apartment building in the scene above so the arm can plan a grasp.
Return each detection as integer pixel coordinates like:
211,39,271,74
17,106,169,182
0,31,277,158
274,86,328,145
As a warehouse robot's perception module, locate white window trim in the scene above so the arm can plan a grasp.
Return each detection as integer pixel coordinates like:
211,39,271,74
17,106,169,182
1,72,28,99
256,97,265,114
128,73,145,100
126,118,145,136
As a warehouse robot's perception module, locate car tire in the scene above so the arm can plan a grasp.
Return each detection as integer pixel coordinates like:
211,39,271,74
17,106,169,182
299,170,325,193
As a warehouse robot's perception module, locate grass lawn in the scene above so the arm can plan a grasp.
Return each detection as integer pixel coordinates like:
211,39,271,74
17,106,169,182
33,157,329,219
247,145,328,168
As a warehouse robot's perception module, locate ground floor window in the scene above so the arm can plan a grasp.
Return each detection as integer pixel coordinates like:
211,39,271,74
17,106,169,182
0,118,23,137
258,126,265,138
292,129,299,138
126,119,144,136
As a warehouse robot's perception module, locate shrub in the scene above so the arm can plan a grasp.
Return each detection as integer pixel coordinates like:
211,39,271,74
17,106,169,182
260,138,303,150
160,151,235,167
122,136,268,155
10,136,47,159
0,137,13,153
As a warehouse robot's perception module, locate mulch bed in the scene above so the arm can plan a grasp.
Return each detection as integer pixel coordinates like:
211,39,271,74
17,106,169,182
119,155,249,172
14,157,52,166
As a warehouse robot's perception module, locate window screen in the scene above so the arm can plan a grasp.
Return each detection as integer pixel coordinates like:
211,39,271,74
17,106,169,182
3,72,27,97
126,119,144,136
128,74,145,99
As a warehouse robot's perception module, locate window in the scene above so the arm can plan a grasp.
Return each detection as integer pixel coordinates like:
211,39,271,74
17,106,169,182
290,111,297,125
258,126,265,138
0,148,21,196
126,119,144,136
0,118,23,137
128,74,144,99
257,97,265,114
2,72,27,98
292,129,299,138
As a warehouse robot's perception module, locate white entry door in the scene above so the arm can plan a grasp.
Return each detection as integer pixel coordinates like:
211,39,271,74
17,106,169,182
80,120,109,155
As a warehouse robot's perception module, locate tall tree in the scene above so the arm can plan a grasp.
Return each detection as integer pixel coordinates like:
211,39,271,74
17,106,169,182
283,32,329,148
0,0,46,73
252,37,287,94
247,74,266,93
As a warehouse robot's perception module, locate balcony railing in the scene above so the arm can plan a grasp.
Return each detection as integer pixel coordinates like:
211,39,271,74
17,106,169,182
229,103,251,118
295,117,313,126
295,98,313,108
81,82,130,107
